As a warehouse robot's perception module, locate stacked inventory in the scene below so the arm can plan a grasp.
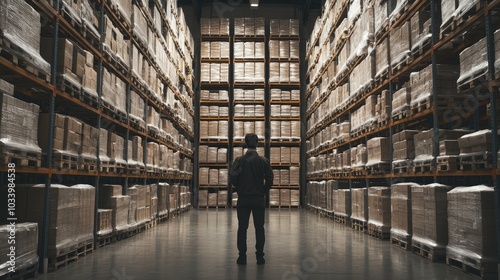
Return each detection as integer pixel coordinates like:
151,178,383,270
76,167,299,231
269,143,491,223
268,19,301,208
199,18,231,207
0,0,195,275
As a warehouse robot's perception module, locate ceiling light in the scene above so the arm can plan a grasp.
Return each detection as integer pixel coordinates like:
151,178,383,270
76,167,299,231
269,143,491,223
250,0,259,7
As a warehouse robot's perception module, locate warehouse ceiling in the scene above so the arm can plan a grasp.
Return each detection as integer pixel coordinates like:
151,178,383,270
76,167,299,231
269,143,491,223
178,0,324,22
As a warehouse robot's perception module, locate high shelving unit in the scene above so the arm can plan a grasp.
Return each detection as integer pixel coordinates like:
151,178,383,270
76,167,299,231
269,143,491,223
0,0,195,273
196,17,302,208
305,0,500,278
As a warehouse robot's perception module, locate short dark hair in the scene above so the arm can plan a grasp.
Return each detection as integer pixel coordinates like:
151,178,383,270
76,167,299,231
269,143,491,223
244,133,258,148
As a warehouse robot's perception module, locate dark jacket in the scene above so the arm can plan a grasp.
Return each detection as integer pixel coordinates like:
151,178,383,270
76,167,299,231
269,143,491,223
230,150,273,197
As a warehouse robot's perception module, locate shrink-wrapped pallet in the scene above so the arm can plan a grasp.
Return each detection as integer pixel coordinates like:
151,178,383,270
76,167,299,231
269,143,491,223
447,185,497,269
413,129,470,162
157,183,169,216
410,10,431,52
0,0,50,74
389,21,410,68
367,137,391,165
375,38,389,78
0,223,38,276
1,93,41,155
97,209,112,236
458,37,488,86
411,183,451,252
280,189,291,207
391,183,416,240
218,190,228,207
269,189,280,207
333,189,352,217
351,188,368,222
208,192,217,207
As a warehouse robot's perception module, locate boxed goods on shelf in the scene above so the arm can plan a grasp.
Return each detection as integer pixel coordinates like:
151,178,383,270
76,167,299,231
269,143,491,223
158,183,170,216
291,190,300,207
0,223,38,276
440,0,481,29
219,169,228,186
352,144,367,171
410,10,431,53
390,183,416,243
79,122,98,163
392,130,418,170
458,130,497,169
217,190,227,207
413,129,470,170
351,188,368,223
458,36,488,87
367,187,391,235
103,15,130,67
109,132,126,166
347,6,374,65
349,54,374,98
0,0,50,75
447,185,497,272
102,68,126,115
389,21,410,68
411,183,452,257
333,189,352,218
208,192,217,207
1,92,41,161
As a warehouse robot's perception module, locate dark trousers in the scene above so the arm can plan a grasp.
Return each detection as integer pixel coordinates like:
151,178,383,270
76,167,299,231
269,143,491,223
237,196,266,257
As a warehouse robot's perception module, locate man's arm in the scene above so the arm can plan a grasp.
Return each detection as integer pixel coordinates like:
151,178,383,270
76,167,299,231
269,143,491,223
263,158,274,192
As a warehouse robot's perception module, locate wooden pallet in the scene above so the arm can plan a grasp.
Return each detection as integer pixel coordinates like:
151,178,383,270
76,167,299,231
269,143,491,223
390,53,411,75
367,223,390,240
80,21,101,50
437,156,459,172
447,256,498,280
390,233,411,251
129,117,146,133
53,151,78,170
59,1,82,30
410,98,432,116
115,162,127,174
351,218,367,232
457,70,488,93
101,99,127,123
81,88,99,108
411,36,432,59
0,146,41,168
0,38,50,83
1,262,38,280
412,240,446,262
48,240,93,272
351,167,366,176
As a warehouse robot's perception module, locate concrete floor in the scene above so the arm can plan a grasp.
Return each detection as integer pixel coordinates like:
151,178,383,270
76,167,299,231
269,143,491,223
38,208,478,280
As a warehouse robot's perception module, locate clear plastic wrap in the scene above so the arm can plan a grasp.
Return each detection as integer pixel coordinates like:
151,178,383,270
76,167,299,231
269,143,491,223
351,188,368,222
447,185,497,265
0,0,50,74
458,37,488,85
368,186,391,229
366,137,391,165
391,183,418,238
389,21,410,67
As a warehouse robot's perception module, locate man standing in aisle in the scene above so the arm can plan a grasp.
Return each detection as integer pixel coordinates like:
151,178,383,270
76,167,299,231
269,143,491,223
230,133,273,265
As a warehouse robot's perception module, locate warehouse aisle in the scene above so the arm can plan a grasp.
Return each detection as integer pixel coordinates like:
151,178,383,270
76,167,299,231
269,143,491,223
39,209,475,280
